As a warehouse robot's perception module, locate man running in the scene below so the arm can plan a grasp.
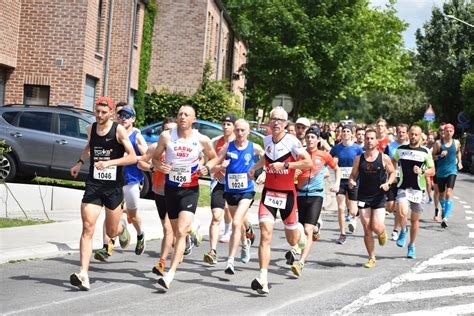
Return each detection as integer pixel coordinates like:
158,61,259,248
432,123,446,221
212,119,265,274
330,125,364,244
376,118,390,153
384,123,409,240
204,114,236,264
248,106,313,295
69,97,137,290
393,125,435,258
153,105,218,290
138,117,177,276
349,128,395,268
355,127,365,148
432,123,462,228
291,126,340,277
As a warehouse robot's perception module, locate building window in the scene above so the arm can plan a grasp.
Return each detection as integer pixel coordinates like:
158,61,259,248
96,0,103,52
0,67,6,105
23,85,50,105
84,75,97,111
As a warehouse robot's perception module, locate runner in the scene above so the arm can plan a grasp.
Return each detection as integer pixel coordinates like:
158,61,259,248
384,123,409,240
153,104,218,290
330,125,364,244
69,96,137,290
355,127,365,148
376,118,390,153
432,123,463,228
248,106,313,295
138,117,177,276
432,123,446,221
287,122,297,136
348,128,396,268
291,126,340,277
393,125,435,258
204,114,236,264
212,119,265,274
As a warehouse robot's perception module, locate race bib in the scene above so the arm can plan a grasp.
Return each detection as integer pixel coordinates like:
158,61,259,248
93,166,117,181
406,188,423,203
264,191,288,209
357,201,366,208
169,167,191,183
340,167,352,179
227,173,248,189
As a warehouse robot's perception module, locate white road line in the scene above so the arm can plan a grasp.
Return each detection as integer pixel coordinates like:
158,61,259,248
470,232,474,238
404,270,474,281
468,224,474,229
466,210,474,214
334,246,474,315
459,200,467,204
392,303,474,316
453,196,459,200
367,286,474,305
467,216,473,220
463,205,472,209
427,258,474,266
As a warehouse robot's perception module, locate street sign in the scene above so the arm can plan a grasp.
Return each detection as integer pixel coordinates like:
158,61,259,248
457,112,471,129
271,94,293,113
424,104,435,121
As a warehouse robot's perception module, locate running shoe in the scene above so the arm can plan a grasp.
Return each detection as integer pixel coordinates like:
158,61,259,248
219,232,231,243
336,234,347,245
246,225,256,246
94,246,109,262
184,234,193,256
285,248,297,265
391,230,399,241
203,249,218,265
251,278,269,295
378,230,387,246
348,218,357,234
363,257,376,269
157,277,170,290
135,232,145,255
152,258,166,276
407,244,416,259
441,218,448,229
312,226,320,241
224,261,235,275
70,272,90,291
240,239,251,264
119,218,131,249
396,227,408,247
291,261,304,277
190,225,202,247
345,214,353,222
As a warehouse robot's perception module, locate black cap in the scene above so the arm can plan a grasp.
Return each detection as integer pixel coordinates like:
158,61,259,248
305,126,321,137
221,114,236,124
342,124,352,131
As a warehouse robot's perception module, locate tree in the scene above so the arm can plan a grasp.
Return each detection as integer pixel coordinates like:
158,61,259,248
415,0,474,125
461,71,474,124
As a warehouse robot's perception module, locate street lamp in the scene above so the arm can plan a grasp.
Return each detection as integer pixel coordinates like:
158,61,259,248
445,14,474,28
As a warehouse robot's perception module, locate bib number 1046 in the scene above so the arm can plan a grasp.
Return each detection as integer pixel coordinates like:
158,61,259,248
93,166,117,181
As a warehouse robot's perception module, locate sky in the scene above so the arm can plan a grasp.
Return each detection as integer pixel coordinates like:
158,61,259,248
370,0,448,49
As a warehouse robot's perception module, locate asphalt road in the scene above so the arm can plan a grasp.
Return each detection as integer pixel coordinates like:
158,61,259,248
1,172,473,315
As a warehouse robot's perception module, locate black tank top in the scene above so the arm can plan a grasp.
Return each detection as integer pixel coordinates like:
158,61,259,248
87,122,125,187
358,152,386,198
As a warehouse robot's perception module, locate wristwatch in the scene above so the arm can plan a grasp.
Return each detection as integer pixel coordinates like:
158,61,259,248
284,162,290,169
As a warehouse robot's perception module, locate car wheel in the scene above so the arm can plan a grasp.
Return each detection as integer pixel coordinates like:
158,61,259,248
0,153,17,182
139,171,151,198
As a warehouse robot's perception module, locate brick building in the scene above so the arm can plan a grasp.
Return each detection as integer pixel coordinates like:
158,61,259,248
0,0,146,110
148,0,247,109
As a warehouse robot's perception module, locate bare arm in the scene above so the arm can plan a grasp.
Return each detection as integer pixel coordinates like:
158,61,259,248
456,140,463,170
200,135,218,174
152,131,171,173
210,143,229,173
348,155,360,189
138,143,157,171
70,124,92,178
381,154,396,191
135,133,148,156
432,140,441,161
269,150,313,171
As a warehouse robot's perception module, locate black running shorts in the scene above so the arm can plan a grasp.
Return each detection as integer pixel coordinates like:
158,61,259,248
337,181,358,201
82,185,123,210
164,185,199,220
297,196,323,226
211,182,226,209
224,192,255,206
154,193,167,220
436,175,456,193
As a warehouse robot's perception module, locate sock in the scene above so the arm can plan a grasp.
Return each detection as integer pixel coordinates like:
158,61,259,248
137,234,143,240
110,239,115,245
259,269,268,284
102,243,108,249
435,208,439,216
164,271,175,283
444,200,453,219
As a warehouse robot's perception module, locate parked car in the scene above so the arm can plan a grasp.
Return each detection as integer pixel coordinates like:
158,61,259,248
461,133,474,174
0,104,151,198
249,121,271,135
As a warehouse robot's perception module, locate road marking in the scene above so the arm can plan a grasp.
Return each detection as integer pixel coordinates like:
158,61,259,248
467,216,473,220
427,258,474,265
403,270,474,281
459,200,467,204
468,224,474,229
466,211,474,214
367,285,474,305
334,246,474,315
392,303,474,316
453,196,459,200
470,232,474,238
463,205,472,209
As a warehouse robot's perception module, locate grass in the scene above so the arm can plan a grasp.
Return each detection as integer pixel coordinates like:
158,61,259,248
0,218,54,228
32,177,85,189
198,184,211,207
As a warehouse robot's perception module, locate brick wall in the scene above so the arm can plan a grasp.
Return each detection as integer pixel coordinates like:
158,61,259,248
0,0,21,68
148,0,208,95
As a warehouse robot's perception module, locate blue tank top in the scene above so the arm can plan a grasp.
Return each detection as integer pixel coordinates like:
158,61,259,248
224,141,255,193
123,130,144,185
436,140,458,177
330,142,364,183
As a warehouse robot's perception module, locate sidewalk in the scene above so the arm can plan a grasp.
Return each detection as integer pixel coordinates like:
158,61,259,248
0,181,337,264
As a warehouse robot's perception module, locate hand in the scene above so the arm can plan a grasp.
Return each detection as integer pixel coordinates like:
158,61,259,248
198,165,209,176
440,150,448,158
94,160,110,170
295,169,302,176
248,168,256,180
458,162,463,170
348,178,356,189
159,162,172,174
269,162,284,171
380,182,390,192
330,184,339,193
221,159,230,169
70,163,81,178
413,165,422,175
256,171,266,184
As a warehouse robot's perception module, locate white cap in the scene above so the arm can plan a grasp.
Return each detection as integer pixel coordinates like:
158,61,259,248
295,117,310,127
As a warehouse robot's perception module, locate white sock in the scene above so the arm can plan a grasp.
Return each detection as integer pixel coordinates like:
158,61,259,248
228,257,234,265
164,271,175,283
260,269,268,284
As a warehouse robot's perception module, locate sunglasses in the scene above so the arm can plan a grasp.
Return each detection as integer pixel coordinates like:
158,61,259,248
269,117,286,124
118,113,133,119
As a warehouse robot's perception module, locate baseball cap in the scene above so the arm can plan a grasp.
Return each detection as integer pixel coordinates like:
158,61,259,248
118,107,135,117
221,114,236,124
342,124,352,131
95,96,114,110
305,126,321,137
444,123,454,131
295,117,310,127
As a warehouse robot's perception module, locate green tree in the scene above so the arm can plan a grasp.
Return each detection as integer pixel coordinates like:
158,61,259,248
461,71,474,124
415,0,474,125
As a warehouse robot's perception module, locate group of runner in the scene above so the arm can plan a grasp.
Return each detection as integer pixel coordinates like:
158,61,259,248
68,98,463,295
